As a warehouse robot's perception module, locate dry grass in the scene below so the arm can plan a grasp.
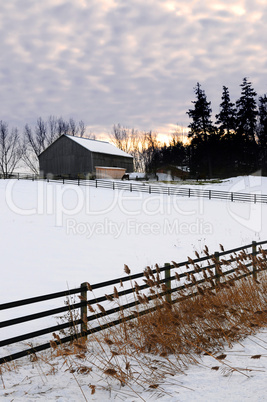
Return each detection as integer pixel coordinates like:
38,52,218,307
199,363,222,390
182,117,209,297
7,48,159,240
2,246,267,400
45,247,267,398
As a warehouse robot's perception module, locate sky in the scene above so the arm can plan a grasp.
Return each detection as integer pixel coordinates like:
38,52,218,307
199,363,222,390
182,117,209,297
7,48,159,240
1,0,267,140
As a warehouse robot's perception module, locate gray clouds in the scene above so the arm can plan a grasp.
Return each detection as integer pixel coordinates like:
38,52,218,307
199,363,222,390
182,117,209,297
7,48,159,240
0,0,266,136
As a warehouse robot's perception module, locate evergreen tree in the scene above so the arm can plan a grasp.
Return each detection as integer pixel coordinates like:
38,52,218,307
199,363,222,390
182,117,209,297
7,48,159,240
215,86,237,135
234,78,259,173
187,83,214,140
257,94,267,175
258,94,267,148
187,83,215,178
236,77,258,142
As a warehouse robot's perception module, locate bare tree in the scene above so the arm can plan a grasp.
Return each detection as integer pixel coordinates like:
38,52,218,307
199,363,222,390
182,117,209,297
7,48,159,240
22,116,88,173
23,121,46,156
136,133,148,172
22,122,48,174
86,129,96,140
47,115,59,144
21,138,39,174
110,124,134,153
35,117,47,152
110,124,159,172
79,120,86,137
130,130,153,172
69,118,78,136
110,124,144,171
22,117,58,173
0,121,21,177
142,131,159,172
57,117,69,136
68,118,87,137
171,125,188,145
129,130,143,172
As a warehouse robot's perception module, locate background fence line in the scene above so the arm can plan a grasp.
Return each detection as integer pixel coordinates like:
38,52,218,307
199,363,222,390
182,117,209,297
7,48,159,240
1,240,267,365
1,172,267,204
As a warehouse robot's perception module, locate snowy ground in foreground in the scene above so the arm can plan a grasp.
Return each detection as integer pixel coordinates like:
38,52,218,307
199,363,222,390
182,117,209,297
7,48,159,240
1,175,267,400
2,329,267,401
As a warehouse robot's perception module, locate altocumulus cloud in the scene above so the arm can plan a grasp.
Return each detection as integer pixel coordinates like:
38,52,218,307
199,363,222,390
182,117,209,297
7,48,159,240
0,0,266,136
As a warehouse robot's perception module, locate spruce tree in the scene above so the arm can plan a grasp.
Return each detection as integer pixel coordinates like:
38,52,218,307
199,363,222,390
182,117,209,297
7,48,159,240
215,86,237,135
257,94,267,175
187,83,215,178
187,83,214,140
258,95,267,148
236,77,258,142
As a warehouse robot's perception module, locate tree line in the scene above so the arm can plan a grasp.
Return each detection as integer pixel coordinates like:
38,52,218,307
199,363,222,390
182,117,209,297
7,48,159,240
112,78,267,178
1,77,266,178
186,77,267,178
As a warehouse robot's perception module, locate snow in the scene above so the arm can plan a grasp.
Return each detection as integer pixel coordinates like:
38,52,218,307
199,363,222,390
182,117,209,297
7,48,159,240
128,172,147,179
65,135,133,158
1,175,267,400
2,329,267,401
157,172,180,181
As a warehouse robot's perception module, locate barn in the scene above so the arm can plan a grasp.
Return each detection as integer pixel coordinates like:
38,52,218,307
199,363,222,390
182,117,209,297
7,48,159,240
38,134,133,178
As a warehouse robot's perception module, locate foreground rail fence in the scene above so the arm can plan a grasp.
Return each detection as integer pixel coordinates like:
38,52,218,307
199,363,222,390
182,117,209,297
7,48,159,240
1,240,267,365
1,172,267,204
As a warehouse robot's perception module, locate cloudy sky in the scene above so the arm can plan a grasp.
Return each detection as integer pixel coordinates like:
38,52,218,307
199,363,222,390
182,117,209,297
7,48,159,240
1,0,266,139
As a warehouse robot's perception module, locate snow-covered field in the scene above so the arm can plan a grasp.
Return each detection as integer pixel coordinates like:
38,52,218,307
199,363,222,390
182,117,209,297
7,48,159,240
1,175,267,400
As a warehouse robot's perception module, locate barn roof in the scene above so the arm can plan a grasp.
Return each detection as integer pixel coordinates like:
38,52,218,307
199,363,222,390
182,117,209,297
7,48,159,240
65,135,133,158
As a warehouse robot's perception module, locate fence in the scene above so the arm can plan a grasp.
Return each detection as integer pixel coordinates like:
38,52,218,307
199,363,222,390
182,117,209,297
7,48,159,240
1,173,267,204
1,240,267,365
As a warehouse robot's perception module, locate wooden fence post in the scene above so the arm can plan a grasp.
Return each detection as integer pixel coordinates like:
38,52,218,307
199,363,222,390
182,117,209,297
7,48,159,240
80,282,88,338
164,263,171,304
252,241,257,280
214,252,220,286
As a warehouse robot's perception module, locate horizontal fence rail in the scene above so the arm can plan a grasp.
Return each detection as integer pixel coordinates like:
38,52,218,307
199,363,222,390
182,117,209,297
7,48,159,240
1,172,267,204
1,240,267,365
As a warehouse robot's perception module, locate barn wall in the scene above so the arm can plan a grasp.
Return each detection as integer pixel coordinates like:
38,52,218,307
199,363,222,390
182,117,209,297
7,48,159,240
92,152,133,172
39,136,93,177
